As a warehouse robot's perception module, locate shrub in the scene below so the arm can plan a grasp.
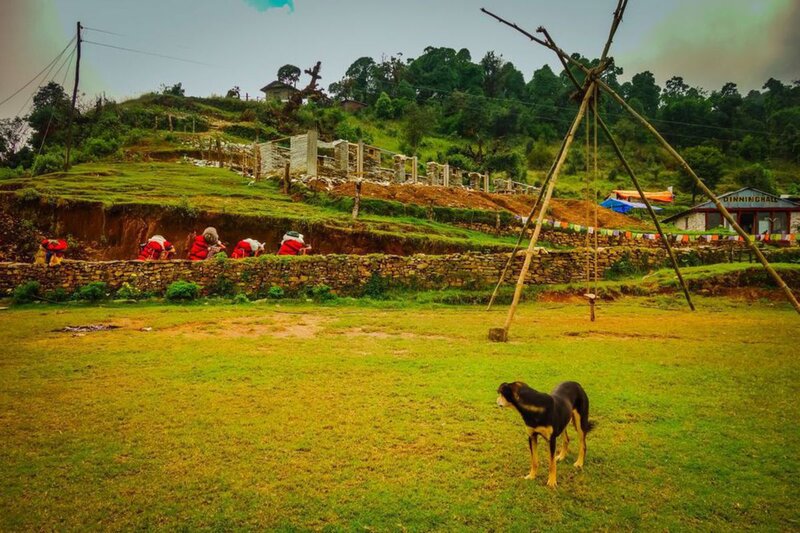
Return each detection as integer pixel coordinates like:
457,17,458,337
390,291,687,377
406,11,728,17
239,109,257,122
115,282,142,300
14,187,41,202
362,273,388,299
31,152,63,176
12,281,40,304
308,284,335,302
208,275,235,296
604,253,651,280
267,285,285,299
165,280,200,302
44,288,70,302
214,251,229,263
73,282,108,302
232,293,250,305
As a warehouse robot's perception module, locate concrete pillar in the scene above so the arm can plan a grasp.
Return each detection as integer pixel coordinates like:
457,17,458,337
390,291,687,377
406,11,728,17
357,141,364,179
411,157,418,183
443,164,450,188
306,129,318,177
426,162,437,185
335,141,349,173
393,155,405,183
484,172,489,192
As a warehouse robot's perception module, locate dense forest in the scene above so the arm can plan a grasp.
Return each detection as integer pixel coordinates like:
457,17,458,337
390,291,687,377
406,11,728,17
1,45,799,199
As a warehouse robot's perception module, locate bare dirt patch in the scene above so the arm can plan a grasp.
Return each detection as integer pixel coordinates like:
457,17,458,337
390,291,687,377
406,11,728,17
329,182,651,229
163,314,328,339
338,326,449,340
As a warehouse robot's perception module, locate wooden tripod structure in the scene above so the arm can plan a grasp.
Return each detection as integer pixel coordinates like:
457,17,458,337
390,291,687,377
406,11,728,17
484,1,800,343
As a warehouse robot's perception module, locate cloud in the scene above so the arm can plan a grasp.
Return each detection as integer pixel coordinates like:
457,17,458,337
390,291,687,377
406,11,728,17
619,0,798,91
243,0,295,12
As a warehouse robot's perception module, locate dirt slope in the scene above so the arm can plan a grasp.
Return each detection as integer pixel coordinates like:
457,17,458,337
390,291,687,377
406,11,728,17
331,182,652,229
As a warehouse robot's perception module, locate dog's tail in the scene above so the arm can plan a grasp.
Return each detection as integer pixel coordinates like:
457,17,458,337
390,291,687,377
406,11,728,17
585,420,596,433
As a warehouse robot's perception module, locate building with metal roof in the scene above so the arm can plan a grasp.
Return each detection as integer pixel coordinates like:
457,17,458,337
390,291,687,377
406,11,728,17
662,187,800,234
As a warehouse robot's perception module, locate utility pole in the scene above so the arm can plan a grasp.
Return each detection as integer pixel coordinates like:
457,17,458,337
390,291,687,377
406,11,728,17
64,21,82,171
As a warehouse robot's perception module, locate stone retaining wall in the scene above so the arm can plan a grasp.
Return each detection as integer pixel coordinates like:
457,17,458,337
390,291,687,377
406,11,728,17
0,248,730,297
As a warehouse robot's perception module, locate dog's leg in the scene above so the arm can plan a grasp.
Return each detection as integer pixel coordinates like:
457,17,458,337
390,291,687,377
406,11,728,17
555,429,570,462
572,409,586,469
546,436,558,488
524,434,539,479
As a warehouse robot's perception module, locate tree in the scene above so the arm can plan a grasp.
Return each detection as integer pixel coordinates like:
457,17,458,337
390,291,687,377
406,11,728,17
374,92,393,119
735,164,776,193
160,83,185,96
625,71,660,117
679,145,725,203
277,64,301,87
402,103,435,154
0,117,26,164
226,86,241,99
27,81,71,151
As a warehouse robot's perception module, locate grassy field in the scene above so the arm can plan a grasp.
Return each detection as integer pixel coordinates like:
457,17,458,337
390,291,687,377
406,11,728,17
1,297,798,530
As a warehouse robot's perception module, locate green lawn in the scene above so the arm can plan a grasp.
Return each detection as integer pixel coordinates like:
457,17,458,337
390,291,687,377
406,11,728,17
1,297,798,530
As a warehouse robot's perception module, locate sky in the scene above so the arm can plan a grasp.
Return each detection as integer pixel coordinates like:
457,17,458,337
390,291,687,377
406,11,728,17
1,0,798,119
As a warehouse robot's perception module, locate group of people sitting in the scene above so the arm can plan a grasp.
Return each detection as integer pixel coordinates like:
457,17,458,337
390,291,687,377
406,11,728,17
136,227,312,261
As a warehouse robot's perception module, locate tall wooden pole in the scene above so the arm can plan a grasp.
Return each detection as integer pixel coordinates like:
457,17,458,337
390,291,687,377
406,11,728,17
489,83,595,342
64,21,81,171
596,79,800,315
594,110,695,310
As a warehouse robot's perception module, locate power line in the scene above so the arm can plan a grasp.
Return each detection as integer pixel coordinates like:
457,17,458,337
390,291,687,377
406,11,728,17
82,39,215,67
82,26,124,37
0,37,76,108
36,46,77,158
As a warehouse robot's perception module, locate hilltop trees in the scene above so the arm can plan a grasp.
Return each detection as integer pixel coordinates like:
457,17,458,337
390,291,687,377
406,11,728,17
277,64,301,87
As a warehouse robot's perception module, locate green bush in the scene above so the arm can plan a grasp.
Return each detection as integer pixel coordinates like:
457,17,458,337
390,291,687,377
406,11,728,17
604,253,652,280
31,152,63,176
267,285,285,299
14,187,41,202
308,284,335,302
362,273,388,299
115,282,142,300
44,288,70,302
73,282,108,302
208,275,235,296
12,281,40,304
232,293,250,305
165,280,200,302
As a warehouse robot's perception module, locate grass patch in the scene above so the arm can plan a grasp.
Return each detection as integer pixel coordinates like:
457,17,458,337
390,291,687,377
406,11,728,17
0,298,797,530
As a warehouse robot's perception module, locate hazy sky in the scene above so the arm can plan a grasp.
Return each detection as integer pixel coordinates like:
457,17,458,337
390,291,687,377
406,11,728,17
1,0,798,118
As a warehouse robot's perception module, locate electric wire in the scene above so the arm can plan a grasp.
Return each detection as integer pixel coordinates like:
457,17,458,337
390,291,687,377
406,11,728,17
82,39,215,67
0,37,76,108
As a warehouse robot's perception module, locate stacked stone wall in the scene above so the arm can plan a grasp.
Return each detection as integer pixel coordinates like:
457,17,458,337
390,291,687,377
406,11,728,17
0,248,729,297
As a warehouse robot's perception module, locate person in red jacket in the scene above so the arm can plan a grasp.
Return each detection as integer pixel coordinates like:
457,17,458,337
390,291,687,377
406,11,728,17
137,235,175,261
230,238,264,259
188,227,225,260
40,238,68,266
277,231,311,256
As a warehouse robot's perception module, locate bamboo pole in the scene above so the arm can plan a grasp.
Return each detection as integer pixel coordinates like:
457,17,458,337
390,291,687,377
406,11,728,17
541,27,695,312
486,131,570,310
593,110,695,310
489,83,596,342
596,79,800,315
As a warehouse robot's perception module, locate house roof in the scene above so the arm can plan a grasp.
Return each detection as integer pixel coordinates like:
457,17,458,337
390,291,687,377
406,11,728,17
612,189,674,203
260,80,298,93
662,187,800,223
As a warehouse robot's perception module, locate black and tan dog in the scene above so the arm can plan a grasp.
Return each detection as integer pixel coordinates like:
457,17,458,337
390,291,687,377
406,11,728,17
496,381,594,488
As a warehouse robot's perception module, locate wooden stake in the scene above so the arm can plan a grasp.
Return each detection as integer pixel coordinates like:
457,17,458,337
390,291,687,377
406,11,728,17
352,179,362,219
283,161,291,194
597,79,800,315
489,83,596,342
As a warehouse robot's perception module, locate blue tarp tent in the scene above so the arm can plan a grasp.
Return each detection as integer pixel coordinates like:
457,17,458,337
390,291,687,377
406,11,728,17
600,197,663,214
